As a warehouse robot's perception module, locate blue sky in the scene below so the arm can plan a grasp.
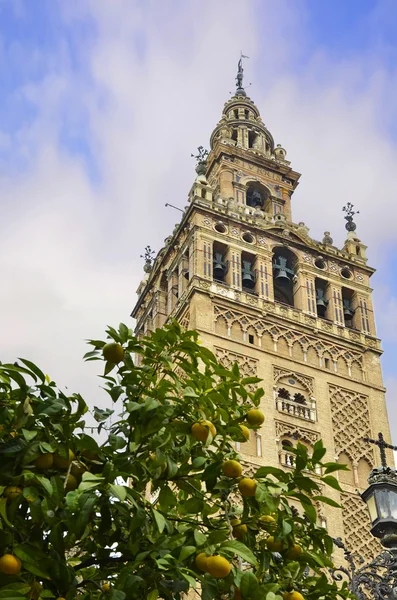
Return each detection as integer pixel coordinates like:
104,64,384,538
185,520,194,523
0,0,396,442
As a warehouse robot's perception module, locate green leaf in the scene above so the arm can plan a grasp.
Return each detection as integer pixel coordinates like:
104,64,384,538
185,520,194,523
21,429,37,442
152,509,166,533
314,495,341,508
0,498,13,527
194,530,207,547
240,571,259,596
255,466,287,480
93,406,114,422
19,358,45,383
109,484,127,501
323,462,349,474
178,546,196,562
321,475,343,492
14,545,51,579
312,439,326,463
109,590,126,600
302,501,317,523
220,540,257,566
36,476,53,496
109,434,126,450
158,486,176,511
147,591,159,600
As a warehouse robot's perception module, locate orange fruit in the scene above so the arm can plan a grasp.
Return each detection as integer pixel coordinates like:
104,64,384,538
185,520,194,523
266,536,284,552
103,343,124,364
65,474,78,492
71,461,86,479
0,554,22,575
102,583,111,592
246,409,265,427
222,460,243,478
232,522,248,540
260,515,276,524
206,555,231,578
286,544,303,560
238,477,257,497
53,449,75,469
191,421,216,442
34,453,54,469
3,486,22,500
284,592,304,600
195,552,209,572
239,424,250,441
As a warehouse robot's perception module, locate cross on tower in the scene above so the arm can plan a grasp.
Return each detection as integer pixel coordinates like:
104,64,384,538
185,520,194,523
363,432,397,468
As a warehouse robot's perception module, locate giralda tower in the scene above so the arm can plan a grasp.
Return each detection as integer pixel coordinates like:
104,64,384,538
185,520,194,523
131,60,393,559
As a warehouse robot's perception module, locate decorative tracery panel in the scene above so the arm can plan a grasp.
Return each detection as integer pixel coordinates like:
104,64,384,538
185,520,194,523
274,421,319,446
329,384,374,466
273,366,314,396
341,492,380,562
214,347,258,391
213,304,363,378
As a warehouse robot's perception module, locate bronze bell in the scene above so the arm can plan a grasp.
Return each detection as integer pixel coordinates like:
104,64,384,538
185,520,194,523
316,288,328,317
273,256,294,286
242,260,256,289
343,299,355,319
213,253,228,280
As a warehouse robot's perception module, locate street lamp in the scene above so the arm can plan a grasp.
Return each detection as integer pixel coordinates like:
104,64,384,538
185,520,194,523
330,433,397,600
361,434,397,548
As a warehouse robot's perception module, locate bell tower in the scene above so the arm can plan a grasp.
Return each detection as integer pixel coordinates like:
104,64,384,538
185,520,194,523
131,59,392,560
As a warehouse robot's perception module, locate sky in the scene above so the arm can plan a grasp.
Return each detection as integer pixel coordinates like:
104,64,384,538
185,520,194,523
0,0,396,444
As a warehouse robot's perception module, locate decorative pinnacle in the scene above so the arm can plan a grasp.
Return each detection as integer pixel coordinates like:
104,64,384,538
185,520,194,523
191,146,208,166
342,202,360,232
236,53,249,95
140,245,156,274
363,432,397,468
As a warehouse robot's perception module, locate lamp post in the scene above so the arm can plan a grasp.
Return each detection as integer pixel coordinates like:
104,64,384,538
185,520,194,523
331,433,397,600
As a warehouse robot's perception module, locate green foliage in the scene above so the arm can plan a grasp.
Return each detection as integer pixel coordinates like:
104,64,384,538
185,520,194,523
0,322,352,600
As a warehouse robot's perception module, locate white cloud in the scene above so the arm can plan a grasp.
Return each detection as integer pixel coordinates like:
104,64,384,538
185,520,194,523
0,0,397,439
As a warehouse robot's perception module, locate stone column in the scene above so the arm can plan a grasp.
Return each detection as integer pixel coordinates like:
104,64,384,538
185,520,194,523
328,284,344,326
255,255,273,301
226,246,242,290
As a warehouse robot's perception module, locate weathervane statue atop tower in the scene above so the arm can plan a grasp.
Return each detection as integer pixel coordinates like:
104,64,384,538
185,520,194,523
236,53,249,96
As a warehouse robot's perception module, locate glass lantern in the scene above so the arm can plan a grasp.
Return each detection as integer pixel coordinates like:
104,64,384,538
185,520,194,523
362,471,397,546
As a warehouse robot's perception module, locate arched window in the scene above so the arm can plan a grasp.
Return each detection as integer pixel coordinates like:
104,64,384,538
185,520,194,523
272,248,297,307
246,182,269,209
293,393,307,405
278,388,290,399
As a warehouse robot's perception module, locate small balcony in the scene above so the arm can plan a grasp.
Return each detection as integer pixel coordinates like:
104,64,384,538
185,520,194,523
279,449,322,475
276,397,316,422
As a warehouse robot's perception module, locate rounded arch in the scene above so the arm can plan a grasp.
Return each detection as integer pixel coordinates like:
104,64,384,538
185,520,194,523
215,315,229,338
241,179,272,209
272,246,298,307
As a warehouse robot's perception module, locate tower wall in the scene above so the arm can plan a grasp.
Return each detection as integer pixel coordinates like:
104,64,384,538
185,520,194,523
132,90,392,562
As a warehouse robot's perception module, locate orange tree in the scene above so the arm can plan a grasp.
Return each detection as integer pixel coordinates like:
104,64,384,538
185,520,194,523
0,322,352,600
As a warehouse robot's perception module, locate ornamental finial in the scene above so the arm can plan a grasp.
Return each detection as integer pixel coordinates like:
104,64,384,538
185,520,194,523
236,53,249,96
342,202,360,232
140,245,156,274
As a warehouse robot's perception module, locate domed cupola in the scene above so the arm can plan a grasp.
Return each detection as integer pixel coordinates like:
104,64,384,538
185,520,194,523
210,58,275,156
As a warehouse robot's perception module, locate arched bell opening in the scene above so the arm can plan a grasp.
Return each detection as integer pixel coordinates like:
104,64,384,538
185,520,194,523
315,277,329,320
272,247,297,307
342,287,356,329
245,182,269,210
212,241,229,283
241,250,257,293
